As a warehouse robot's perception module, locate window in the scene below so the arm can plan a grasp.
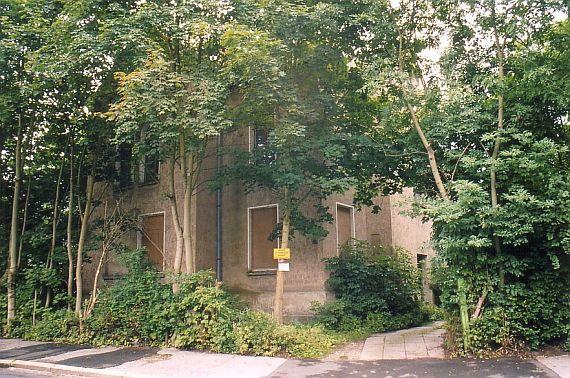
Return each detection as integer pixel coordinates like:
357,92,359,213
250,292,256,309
250,127,276,164
248,205,279,272
139,153,159,184
116,143,133,189
336,203,355,250
138,213,165,271
417,254,428,271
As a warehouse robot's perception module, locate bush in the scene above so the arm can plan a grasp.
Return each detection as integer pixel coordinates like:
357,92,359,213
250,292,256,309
25,309,81,343
278,325,338,359
435,253,570,356
234,311,281,356
468,271,570,353
86,265,172,346
12,249,344,359
314,241,431,333
171,282,240,353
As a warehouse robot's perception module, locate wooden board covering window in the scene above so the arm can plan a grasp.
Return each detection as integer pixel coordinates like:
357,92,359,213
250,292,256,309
250,206,278,270
141,214,164,270
337,205,353,248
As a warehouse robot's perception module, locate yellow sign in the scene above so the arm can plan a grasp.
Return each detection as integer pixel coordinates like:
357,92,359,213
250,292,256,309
273,248,291,260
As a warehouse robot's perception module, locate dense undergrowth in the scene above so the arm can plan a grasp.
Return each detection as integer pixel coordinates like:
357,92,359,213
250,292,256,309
5,250,337,358
312,241,441,335
2,243,438,359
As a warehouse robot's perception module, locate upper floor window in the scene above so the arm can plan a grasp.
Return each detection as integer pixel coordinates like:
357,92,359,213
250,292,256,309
116,143,133,189
250,127,276,164
140,153,159,184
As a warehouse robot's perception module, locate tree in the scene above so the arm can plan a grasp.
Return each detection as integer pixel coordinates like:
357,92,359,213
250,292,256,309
109,0,234,281
358,0,569,351
219,2,359,323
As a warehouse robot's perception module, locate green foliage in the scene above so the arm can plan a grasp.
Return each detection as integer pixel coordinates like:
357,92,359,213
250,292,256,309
19,252,341,358
277,325,338,359
326,241,423,316
171,276,239,353
314,241,430,334
468,269,570,352
24,310,81,343
233,311,281,356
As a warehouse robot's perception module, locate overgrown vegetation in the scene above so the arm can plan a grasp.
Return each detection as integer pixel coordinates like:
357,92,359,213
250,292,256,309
312,242,436,335
4,250,339,359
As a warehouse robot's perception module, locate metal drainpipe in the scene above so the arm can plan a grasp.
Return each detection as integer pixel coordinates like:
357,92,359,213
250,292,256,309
215,133,223,281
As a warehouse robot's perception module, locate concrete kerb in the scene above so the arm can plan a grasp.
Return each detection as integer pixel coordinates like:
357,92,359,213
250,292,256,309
0,358,148,378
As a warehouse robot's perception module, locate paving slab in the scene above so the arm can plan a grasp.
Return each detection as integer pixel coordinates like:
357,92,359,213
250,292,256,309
268,358,560,378
360,321,445,360
537,355,570,378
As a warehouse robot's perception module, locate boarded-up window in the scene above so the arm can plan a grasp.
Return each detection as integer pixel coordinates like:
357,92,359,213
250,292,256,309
336,204,354,249
141,214,164,271
249,205,278,271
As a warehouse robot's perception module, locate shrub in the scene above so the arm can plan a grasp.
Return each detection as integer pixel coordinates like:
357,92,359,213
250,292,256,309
25,309,81,343
11,248,344,359
234,311,281,356
171,284,239,353
278,325,338,359
314,241,430,333
86,269,172,346
310,300,362,332
468,271,570,353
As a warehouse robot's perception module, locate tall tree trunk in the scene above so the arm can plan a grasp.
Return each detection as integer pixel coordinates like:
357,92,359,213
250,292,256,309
404,99,450,201
67,143,75,309
490,0,505,286
44,152,66,308
17,172,31,269
75,171,94,317
47,149,66,268
183,172,195,274
7,114,23,328
168,158,184,293
273,207,290,325
395,29,449,201
179,133,196,274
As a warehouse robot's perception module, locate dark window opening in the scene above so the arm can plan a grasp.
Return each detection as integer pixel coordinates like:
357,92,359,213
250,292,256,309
252,128,276,164
116,143,133,189
142,153,159,184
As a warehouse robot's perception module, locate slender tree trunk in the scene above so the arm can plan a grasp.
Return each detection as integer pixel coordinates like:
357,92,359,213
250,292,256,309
183,173,195,274
44,152,66,308
404,99,450,201
85,201,110,319
490,0,505,286
180,133,196,274
67,143,75,309
17,173,31,269
47,150,66,268
395,29,449,201
7,114,23,329
169,159,184,280
273,207,290,325
75,172,94,317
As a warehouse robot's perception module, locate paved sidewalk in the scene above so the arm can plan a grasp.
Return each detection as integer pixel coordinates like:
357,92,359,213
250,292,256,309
0,339,285,378
0,337,568,378
360,321,445,360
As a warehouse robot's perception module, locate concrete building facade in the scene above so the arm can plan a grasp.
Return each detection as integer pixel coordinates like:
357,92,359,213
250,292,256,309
87,128,435,318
